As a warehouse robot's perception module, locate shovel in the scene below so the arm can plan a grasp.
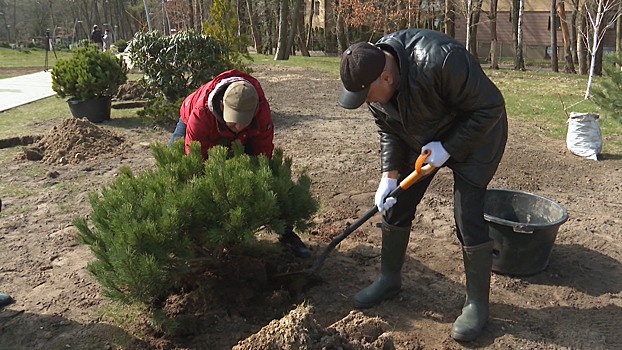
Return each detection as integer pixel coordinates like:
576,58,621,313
275,149,435,277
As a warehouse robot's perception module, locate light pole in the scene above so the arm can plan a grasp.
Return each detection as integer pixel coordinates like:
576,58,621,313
73,19,82,44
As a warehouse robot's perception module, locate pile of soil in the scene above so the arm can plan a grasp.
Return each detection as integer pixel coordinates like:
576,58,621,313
114,80,156,101
233,305,394,350
22,117,128,164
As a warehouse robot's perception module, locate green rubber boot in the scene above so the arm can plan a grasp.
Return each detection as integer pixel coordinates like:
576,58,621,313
354,221,410,309
0,293,13,306
451,241,495,341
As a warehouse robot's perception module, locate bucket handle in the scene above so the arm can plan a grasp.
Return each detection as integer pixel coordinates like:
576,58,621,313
513,224,534,234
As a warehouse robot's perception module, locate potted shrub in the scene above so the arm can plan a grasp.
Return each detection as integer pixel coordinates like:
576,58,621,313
51,45,128,123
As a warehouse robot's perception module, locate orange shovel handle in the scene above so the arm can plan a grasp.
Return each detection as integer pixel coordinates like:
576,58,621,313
398,149,436,190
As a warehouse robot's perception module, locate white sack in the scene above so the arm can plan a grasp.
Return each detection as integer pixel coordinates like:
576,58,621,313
566,112,602,161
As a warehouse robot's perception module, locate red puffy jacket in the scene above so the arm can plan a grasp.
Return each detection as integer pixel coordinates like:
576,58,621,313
181,69,274,160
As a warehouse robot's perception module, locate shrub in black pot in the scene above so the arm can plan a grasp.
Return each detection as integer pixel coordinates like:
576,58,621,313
51,45,128,122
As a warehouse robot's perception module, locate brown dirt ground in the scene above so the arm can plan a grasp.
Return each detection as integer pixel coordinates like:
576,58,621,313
0,64,622,350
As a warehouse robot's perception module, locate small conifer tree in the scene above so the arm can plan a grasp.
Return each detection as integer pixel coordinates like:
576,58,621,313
74,140,317,304
591,51,622,124
203,0,252,70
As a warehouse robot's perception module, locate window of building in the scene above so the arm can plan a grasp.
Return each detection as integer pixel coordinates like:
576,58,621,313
314,1,320,15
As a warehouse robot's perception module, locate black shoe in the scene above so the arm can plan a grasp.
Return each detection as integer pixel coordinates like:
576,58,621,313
279,231,310,258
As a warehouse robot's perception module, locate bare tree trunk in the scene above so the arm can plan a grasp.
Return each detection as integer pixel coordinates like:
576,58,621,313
617,1,622,52
514,0,526,70
469,0,483,58
306,0,314,47
571,0,579,64
557,0,576,73
284,0,303,59
465,0,474,51
274,0,289,60
398,0,408,29
335,0,347,54
489,0,499,69
192,0,203,31
92,0,100,26
551,0,559,72
246,0,262,52
296,32,310,56
296,5,310,56
445,0,455,37
578,5,588,75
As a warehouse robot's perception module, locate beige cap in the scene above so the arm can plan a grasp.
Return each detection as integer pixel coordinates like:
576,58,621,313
223,81,258,125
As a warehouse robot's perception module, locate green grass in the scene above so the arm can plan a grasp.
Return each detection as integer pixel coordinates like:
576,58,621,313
0,48,72,67
485,69,621,153
0,96,71,138
0,96,148,139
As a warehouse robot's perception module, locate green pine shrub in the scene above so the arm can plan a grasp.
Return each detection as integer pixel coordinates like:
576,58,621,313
73,140,317,304
591,51,622,124
51,45,128,101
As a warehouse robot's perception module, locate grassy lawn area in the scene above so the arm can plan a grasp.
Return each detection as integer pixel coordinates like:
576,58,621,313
0,48,72,67
0,96,146,140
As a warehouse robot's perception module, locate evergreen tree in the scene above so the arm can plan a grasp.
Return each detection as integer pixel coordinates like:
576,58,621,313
203,0,253,70
591,51,622,124
73,140,317,305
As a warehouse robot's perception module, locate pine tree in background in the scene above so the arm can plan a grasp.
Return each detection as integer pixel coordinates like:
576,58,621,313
73,140,317,304
203,0,252,70
591,51,622,124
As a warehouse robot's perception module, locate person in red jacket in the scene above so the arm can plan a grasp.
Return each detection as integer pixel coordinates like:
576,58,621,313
168,70,310,258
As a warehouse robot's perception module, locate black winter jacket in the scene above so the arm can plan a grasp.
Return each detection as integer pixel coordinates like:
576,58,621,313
370,29,507,187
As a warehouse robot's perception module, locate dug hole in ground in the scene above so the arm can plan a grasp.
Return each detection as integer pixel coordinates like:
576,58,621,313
0,64,621,350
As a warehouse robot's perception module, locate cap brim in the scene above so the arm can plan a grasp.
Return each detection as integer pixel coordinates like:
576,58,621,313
338,85,369,109
223,105,254,125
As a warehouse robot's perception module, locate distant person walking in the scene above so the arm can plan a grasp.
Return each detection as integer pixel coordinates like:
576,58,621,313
103,29,112,51
91,25,104,50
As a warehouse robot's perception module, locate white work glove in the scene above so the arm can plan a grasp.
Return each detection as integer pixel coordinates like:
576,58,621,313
375,177,398,212
422,141,451,167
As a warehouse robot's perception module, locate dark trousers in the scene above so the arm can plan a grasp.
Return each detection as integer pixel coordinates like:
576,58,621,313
384,168,491,247
168,117,187,148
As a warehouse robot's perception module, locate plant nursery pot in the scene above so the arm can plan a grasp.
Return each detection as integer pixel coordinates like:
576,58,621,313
67,97,112,123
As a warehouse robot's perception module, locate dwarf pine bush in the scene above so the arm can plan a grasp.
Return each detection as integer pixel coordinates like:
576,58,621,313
73,140,317,304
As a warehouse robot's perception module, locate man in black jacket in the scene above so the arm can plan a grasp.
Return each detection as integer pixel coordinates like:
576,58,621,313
338,29,507,342
91,25,104,50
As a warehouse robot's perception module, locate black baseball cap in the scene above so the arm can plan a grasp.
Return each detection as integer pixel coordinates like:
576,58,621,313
338,42,386,109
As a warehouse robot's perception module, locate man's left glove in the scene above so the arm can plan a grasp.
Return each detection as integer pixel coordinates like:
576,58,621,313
422,141,450,167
